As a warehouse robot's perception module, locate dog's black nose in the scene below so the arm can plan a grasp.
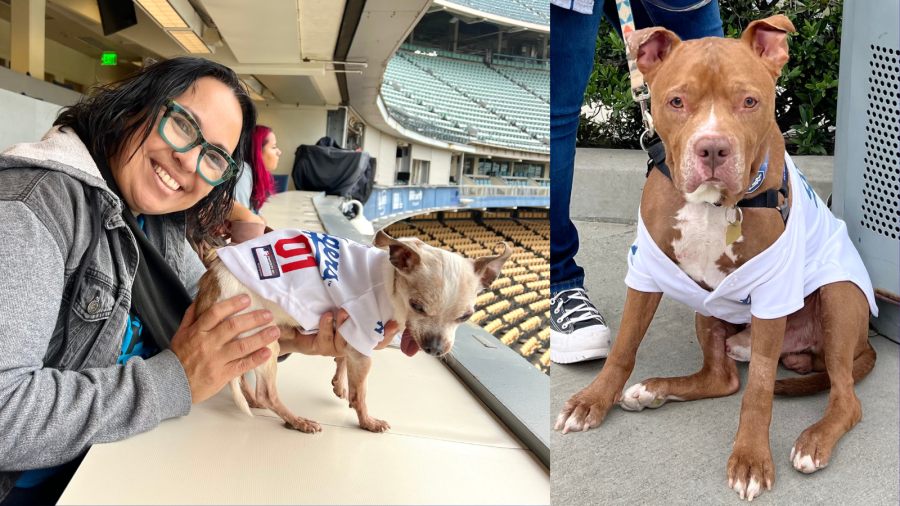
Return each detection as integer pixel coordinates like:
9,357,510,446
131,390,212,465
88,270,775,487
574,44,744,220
695,135,731,172
422,337,444,356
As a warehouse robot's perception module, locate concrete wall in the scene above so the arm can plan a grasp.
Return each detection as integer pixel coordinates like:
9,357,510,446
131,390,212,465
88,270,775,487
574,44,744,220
408,144,452,185
256,106,329,190
429,148,452,185
0,86,65,150
410,143,432,162
362,126,452,186
363,126,400,186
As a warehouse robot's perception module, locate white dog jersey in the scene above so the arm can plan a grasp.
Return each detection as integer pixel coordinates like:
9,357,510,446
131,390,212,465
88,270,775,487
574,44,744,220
625,153,879,323
217,229,393,356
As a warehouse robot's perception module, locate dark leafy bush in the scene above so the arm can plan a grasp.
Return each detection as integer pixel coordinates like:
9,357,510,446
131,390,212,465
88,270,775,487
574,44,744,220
578,0,842,155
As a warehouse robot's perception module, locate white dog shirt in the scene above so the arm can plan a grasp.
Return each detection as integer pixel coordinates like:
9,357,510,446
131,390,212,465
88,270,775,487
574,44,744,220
625,153,879,323
217,229,394,356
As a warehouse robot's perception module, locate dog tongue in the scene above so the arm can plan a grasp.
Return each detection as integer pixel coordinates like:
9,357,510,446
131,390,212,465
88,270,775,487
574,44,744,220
400,331,419,357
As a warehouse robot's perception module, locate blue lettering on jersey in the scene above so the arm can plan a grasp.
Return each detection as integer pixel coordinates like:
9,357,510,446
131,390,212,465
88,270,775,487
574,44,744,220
375,321,384,335
796,169,818,208
631,245,638,255
740,295,752,305
307,232,344,282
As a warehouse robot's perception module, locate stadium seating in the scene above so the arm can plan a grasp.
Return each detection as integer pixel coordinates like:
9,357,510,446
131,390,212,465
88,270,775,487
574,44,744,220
444,0,549,25
385,215,550,373
494,67,549,103
382,50,549,153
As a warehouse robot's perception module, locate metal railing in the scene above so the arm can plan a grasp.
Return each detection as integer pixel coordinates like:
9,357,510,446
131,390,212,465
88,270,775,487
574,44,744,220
491,54,550,70
386,105,473,144
459,184,549,197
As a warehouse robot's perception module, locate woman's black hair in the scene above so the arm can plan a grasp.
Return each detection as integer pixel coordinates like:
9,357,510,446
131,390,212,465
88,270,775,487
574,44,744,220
54,56,257,239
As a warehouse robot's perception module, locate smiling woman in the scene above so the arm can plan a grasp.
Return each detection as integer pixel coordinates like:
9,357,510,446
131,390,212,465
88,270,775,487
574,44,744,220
0,57,380,506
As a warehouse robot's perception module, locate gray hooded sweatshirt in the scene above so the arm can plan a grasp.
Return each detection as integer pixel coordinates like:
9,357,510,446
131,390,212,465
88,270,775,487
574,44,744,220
0,126,206,498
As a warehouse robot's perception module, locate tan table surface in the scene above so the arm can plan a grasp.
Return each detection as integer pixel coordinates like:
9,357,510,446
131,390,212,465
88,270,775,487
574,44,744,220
59,348,548,505
58,192,549,505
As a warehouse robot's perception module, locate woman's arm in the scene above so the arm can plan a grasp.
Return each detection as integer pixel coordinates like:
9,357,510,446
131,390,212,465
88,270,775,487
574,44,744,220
0,201,192,471
228,200,264,225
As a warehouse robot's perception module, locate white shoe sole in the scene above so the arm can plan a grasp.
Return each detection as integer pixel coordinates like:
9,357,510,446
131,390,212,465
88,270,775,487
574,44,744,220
550,326,612,364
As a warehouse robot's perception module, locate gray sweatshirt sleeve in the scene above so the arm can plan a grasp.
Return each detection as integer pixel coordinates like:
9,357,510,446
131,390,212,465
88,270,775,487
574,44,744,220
0,202,192,471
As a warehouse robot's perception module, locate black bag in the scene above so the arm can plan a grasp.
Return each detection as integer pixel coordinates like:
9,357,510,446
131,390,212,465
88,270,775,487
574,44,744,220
292,136,370,198
348,158,376,205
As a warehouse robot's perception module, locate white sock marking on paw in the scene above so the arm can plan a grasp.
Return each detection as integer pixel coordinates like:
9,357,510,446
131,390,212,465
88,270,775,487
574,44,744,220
727,342,752,362
564,416,583,432
620,383,684,411
747,477,761,501
733,479,745,500
555,412,567,430
620,383,667,411
794,453,819,473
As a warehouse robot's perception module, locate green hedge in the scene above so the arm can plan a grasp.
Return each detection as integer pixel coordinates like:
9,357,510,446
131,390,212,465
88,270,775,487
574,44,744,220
578,0,842,155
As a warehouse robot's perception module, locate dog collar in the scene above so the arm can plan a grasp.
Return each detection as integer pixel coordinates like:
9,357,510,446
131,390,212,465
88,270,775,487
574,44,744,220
745,152,769,193
645,139,790,222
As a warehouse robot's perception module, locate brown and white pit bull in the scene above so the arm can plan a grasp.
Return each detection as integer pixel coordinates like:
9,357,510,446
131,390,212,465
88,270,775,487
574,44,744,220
554,15,880,501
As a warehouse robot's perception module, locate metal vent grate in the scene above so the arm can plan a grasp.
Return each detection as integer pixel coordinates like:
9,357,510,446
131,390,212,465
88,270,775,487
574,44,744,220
862,44,900,240
76,36,112,51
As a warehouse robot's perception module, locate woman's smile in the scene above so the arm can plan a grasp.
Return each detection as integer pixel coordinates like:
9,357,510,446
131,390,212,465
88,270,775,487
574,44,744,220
151,158,183,192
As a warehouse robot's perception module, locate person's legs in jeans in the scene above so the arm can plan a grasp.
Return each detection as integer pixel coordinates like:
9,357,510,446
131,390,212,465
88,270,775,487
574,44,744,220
549,4,614,364
549,0,722,364
550,3,605,294
600,0,724,40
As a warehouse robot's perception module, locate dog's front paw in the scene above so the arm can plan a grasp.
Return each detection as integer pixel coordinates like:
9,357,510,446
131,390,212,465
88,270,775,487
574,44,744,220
790,431,830,474
619,381,676,411
359,417,390,433
555,387,617,434
727,444,774,501
285,416,322,434
332,381,348,400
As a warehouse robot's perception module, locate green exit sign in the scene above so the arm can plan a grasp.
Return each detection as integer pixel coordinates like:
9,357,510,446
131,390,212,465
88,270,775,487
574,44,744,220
101,53,117,66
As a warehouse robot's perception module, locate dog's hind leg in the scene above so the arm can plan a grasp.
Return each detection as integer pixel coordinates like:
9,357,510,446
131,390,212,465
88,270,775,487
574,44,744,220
345,346,390,432
239,374,264,409
790,283,871,474
253,340,322,433
621,314,741,411
331,357,348,400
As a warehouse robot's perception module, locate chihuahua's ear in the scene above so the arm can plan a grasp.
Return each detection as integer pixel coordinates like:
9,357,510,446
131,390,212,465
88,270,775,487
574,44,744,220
473,242,513,290
741,14,796,78
374,230,421,273
625,27,681,85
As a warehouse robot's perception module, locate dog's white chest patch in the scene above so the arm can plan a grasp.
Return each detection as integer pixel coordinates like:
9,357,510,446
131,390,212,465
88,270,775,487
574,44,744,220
672,202,737,289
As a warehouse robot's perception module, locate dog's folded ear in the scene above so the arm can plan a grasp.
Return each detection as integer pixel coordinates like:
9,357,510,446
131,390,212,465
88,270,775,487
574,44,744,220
473,242,513,291
374,230,421,273
741,14,796,78
625,27,681,85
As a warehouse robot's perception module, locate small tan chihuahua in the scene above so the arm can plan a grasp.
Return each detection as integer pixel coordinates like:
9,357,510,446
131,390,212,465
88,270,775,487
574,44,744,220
194,229,511,433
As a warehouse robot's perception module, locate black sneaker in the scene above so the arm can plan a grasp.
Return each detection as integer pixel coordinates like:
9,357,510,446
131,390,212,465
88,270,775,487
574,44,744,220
549,288,611,364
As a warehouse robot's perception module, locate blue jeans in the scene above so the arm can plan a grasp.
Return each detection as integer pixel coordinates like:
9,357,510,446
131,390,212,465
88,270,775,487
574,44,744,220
549,0,724,293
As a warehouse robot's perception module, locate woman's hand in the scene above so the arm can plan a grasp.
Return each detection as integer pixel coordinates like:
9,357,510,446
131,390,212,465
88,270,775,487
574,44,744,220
278,309,401,357
169,296,280,404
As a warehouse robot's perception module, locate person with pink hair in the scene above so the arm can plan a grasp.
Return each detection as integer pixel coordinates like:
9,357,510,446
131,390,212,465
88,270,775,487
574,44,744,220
227,125,281,241
234,125,280,213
